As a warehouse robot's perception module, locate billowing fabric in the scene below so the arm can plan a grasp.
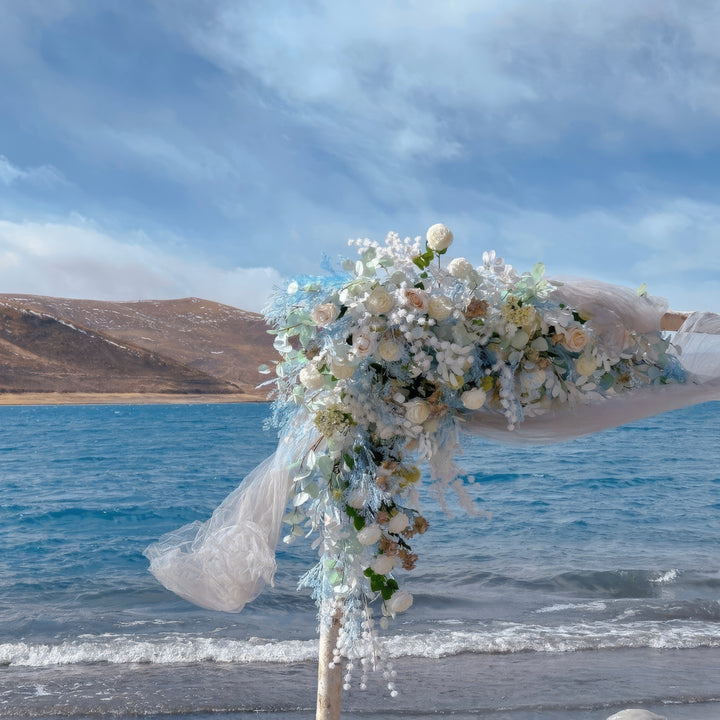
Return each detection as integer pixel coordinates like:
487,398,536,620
144,280,720,613
144,418,318,612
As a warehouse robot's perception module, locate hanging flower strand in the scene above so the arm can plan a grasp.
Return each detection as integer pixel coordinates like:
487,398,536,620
263,223,684,689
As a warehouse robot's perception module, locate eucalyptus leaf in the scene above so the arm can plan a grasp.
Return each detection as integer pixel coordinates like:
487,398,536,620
303,480,319,498
257,364,272,374
293,492,311,506
316,455,334,478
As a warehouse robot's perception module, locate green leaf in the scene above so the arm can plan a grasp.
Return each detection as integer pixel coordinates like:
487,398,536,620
381,586,393,600
343,453,355,470
387,578,399,590
353,515,365,531
370,575,384,592
364,567,374,577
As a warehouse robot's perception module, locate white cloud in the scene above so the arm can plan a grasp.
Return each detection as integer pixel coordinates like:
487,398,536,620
0,155,64,187
447,197,720,313
0,218,281,312
158,0,720,170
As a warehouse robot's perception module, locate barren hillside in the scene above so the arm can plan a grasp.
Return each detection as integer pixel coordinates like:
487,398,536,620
0,295,276,398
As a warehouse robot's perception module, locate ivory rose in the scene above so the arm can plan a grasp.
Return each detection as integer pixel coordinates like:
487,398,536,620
371,554,396,575
298,364,325,390
404,399,431,425
461,388,487,410
385,589,413,615
447,257,475,281
404,288,429,313
426,223,453,252
563,326,588,352
427,295,453,321
366,287,394,315
330,357,357,380
576,353,598,377
357,524,382,545
311,303,339,327
378,337,401,362
353,332,377,357
387,512,410,533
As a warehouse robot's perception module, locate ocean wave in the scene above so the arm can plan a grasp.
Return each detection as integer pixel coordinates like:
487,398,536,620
4,620,720,667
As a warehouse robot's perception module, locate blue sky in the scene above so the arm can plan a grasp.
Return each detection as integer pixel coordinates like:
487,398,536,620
1,1,719,312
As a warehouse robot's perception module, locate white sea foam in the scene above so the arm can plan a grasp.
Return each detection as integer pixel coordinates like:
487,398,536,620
535,601,608,614
3,620,720,668
650,569,680,584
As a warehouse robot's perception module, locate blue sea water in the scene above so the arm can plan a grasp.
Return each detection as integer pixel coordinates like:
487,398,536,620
1,401,720,719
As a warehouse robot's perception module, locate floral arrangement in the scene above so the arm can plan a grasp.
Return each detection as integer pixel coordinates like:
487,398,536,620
261,224,683,692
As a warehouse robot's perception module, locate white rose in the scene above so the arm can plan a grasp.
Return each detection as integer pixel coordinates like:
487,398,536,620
298,364,325,390
366,287,394,315
385,589,413,615
353,332,377,357
575,353,598,377
357,524,382,545
310,303,340,327
423,416,439,433
377,337,401,362
562,326,588,352
404,288,429,313
347,490,366,509
447,257,475,281
371,554,396,575
330,357,357,380
427,295,453,322
387,512,410,534
426,223,453,252
461,388,487,410
404,399,431,425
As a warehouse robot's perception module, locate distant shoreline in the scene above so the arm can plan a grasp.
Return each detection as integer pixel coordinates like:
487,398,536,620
0,392,269,406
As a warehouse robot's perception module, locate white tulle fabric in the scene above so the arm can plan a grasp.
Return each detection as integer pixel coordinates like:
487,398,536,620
144,279,720,612
144,422,314,612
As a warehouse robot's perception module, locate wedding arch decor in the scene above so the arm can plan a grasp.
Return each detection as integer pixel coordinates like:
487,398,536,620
145,224,720,710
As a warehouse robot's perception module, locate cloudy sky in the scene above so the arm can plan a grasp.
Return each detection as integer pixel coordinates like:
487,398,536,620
1,0,719,312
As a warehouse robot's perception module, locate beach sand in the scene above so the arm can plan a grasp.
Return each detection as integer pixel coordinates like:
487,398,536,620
0,392,266,406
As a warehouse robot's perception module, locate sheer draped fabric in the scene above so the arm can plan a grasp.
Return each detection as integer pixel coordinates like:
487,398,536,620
145,280,720,612
144,420,317,612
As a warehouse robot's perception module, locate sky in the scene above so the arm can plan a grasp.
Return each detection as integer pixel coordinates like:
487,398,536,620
1,0,720,313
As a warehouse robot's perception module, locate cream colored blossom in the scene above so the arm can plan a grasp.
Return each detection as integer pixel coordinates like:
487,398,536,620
353,332,377,357
461,388,487,410
366,287,394,315
404,288,429,313
298,364,325,390
387,512,410,533
357,524,382,545
378,337,401,362
426,223,453,252
562,326,588,352
576,353,598,377
385,589,413,615
447,257,475,281
404,399,431,425
371,554,396,575
330,357,357,380
427,295,453,321
310,303,339,327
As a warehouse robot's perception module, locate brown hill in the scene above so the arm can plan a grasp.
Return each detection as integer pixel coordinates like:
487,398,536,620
0,295,277,398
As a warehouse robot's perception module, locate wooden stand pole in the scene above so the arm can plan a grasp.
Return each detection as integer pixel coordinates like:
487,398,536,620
316,608,343,720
